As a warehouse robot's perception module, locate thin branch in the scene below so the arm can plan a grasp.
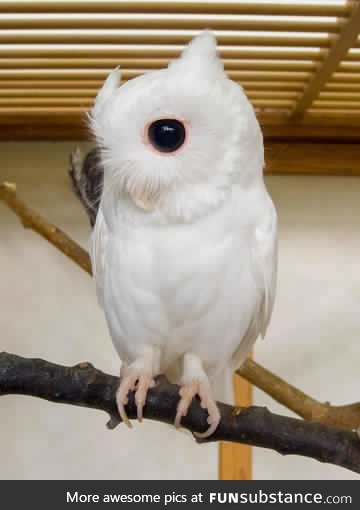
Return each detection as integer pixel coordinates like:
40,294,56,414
238,360,360,431
1,181,359,433
0,352,359,474
0,182,91,274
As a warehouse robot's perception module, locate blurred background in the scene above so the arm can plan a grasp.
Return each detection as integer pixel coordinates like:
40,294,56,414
0,0,359,480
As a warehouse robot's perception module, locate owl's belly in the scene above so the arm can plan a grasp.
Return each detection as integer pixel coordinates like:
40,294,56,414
164,244,258,367
102,212,259,374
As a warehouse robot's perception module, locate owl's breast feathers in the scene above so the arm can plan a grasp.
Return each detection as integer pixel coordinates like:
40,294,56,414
91,184,276,375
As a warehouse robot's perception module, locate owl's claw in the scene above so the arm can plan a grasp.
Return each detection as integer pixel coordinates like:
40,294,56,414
116,402,132,429
174,379,221,438
116,368,155,426
135,374,155,422
116,374,135,428
174,380,198,429
193,379,221,438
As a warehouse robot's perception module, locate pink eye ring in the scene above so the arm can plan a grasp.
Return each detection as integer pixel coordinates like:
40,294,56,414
146,118,186,153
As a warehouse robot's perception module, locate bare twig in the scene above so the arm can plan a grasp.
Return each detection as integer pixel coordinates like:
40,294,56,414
238,360,360,432
0,352,359,474
1,181,359,433
0,182,91,274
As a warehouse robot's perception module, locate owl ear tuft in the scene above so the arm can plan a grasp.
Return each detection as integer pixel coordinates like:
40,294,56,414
169,30,223,77
92,66,121,117
181,30,217,61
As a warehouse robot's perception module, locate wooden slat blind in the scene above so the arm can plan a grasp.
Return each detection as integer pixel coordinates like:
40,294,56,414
0,2,353,17
0,0,359,139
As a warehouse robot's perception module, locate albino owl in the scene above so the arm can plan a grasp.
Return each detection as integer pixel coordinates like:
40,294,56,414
90,31,277,437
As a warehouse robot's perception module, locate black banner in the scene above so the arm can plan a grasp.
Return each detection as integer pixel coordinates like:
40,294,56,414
0,481,357,509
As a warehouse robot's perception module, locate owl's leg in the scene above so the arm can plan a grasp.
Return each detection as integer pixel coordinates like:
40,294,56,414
175,353,221,438
116,345,160,427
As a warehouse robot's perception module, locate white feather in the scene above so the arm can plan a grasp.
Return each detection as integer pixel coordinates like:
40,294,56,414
90,207,108,308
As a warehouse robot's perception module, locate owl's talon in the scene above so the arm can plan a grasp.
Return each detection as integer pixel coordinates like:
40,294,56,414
174,414,182,429
175,378,220,438
174,404,186,428
116,382,133,428
137,407,143,422
135,394,143,421
175,380,198,428
174,379,220,437
116,366,155,426
193,417,220,439
117,403,132,429
136,373,155,422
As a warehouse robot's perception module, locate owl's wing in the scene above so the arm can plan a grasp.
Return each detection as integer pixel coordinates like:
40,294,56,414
231,194,277,369
252,195,278,339
90,205,108,308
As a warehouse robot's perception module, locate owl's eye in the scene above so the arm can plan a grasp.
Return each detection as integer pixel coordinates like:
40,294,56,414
147,118,186,153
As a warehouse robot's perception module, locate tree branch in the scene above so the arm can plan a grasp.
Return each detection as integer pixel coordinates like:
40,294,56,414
1,181,359,434
0,351,359,474
0,182,91,274
238,360,360,431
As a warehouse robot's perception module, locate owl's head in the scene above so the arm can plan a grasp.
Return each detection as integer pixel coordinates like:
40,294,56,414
90,31,264,220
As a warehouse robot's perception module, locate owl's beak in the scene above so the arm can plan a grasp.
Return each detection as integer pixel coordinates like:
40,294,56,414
128,188,159,212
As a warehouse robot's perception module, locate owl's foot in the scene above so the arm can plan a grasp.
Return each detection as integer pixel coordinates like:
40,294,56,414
174,379,220,438
175,353,221,438
116,346,160,427
116,368,155,427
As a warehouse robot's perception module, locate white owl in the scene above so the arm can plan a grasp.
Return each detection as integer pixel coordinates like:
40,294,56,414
90,31,277,437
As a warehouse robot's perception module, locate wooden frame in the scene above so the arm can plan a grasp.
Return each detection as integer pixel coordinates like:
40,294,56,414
219,374,252,480
292,2,360,117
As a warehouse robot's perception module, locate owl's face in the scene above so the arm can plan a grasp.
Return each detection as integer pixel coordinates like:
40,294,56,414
91,31,263,213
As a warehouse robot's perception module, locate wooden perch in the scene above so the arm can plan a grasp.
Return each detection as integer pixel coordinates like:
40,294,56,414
1,180,359,435
0,352,359,474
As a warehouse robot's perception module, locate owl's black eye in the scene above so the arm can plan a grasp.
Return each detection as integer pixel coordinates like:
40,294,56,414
147,118,186,153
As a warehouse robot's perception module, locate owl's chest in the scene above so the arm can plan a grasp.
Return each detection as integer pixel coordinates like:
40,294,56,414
101,200,259,368
104,202,253,327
